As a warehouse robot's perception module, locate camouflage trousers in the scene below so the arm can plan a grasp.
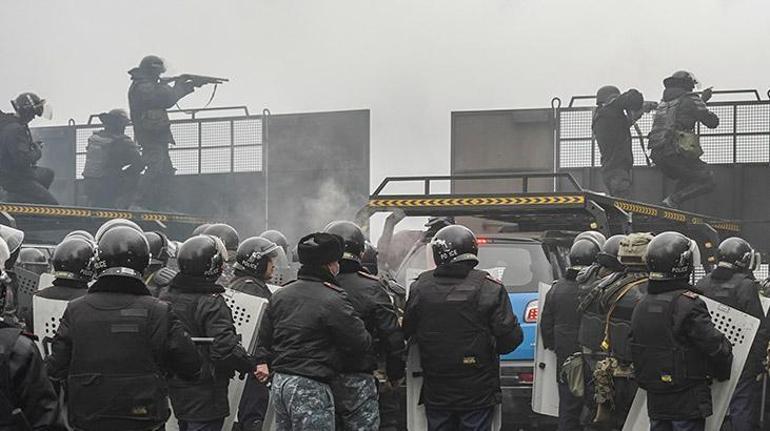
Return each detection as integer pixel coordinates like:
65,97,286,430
330,372,380,431
271,373,335,431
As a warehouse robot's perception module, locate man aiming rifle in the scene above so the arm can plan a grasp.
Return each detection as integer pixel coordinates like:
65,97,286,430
127,55,228,211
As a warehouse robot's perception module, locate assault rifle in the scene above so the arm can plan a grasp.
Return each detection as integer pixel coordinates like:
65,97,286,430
159,74,229,87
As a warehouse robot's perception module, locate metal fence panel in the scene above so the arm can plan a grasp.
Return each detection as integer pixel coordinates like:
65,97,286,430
74,116,263,179
557,98,770,169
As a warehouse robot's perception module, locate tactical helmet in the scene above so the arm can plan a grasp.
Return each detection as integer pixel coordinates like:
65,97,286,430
260,230,290,254
431,225,479,266
177,235,226,280
98,108,131,129
569,239,601,268
596,234,626,271
234,236,280,277
145,231,170,265
52,237,96,282
425,216,455,229
362,241,378,275
94,226,150,279
645,231,697,280
95,218,142,243
0,225,24,270
11,92,46,121
663,70,698,91
138,55,166,75
596,85,621,106
717,237,760,271
323,221,366,259
64,230,95,244
192,224,211,236
574,231,607,249
203,224,239,259
17,247,49,275
618,232,654,268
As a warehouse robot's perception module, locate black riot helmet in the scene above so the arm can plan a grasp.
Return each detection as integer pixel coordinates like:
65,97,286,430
203,223,239,260
64,230,95,244
324,221,366,260
569,238,601,268
596,85,621,106
431,225,479,266
234,236,280,278
362,241,378,275
52,237,96,282
596,234,627,271
192,224,211,236
645,231,698,281
138,55,166,76
663,70,698,91
717,237,760,272
260,230,290,254
145,231,170,265
94,226,150,280
17,247,49,275
95,218,142,243
177,235,226,281
0,225,24,270
11,92,47,123
574,230,607,249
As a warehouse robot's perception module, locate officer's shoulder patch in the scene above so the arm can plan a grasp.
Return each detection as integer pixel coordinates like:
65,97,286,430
682,290,699,300
485,275,504,286
323,282,344,293
357,271,380,281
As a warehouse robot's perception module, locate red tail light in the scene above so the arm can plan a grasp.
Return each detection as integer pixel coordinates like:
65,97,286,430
524,300,538,323
517,372,535,384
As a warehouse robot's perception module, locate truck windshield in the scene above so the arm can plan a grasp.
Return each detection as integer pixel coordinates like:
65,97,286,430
397,241,553,293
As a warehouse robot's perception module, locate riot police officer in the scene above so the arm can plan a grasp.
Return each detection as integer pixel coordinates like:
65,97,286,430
260,230,290,258
144,231,177,297
0,92,58,205
159,234,258,431
229,236,281,431
541,238,601,431
324,221,406,430
403,225,523,430
17,247,50,275
203,223,239,285
253,232,372,431
592,86,646,199
34,236,94,302
592,233,653,428
46,226,202,431
82,109,143,209
648,71,720,208
0,225,25,328
696,237,767,430
260,229,295,285
128,55,197,210
630,231,733,431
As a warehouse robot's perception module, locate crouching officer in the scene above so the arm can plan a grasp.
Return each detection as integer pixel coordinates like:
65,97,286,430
229,236,281,431
0,236,60,430
540,238,599,431
253,232,372,431
160,235,259,431
696,237,767,431
403,225,523,431
324,221,406,430
45,226,202,431
630,231,733,431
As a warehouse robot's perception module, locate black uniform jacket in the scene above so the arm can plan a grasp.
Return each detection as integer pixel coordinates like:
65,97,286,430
160,273,257,422
254,265,372,383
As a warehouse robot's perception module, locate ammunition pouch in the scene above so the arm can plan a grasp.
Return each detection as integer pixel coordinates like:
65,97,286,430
675,131,703,159
560,352,584,398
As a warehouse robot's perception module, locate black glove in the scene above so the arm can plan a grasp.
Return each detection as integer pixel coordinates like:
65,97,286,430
701,87,713,103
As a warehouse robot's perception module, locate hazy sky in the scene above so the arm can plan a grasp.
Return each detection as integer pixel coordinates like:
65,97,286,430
2,0,769,189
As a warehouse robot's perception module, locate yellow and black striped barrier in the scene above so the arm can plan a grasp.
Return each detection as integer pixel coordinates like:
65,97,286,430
0,204,207,225
369,195,585,208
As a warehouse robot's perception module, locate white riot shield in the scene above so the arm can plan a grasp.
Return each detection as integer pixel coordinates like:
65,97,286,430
623,296,760,431
760,295,770,316
37,273,55,291
14,266,41,326
222,288,269,431
532,282,559,417
32,295,69,357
